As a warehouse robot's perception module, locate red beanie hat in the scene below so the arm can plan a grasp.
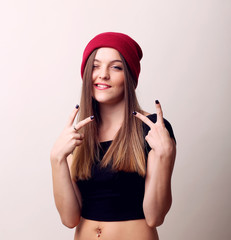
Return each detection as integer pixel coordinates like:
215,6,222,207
81,32,143,87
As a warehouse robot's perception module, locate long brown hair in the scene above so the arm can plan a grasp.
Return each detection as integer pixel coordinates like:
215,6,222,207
71,49,146,180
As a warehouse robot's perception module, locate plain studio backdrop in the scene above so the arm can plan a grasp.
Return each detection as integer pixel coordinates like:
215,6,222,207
0,0,230,239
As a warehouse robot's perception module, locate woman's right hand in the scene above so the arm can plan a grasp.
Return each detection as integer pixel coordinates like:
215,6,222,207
50,105,94,162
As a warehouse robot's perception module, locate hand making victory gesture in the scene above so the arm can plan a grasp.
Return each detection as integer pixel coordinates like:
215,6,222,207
133,100,175,159
50,105,94,162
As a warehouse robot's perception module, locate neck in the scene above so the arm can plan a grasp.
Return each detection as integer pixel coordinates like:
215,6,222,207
99,100,125,127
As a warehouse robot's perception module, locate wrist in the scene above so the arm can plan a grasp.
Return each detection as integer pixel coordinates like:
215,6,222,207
153,144,174,159
50,151,67,165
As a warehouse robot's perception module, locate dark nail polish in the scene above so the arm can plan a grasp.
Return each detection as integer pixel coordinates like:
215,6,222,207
132,111,137,115
75,104,79,109
155,100,159,104
90,115,94,120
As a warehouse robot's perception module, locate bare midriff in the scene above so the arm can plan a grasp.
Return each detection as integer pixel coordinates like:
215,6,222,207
74,218,159,240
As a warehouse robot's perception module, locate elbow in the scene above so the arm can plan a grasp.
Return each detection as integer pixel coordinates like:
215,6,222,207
61,216,80,229
143,204,169,228
145,215,165,228
145,204,172,228
62,221,78,229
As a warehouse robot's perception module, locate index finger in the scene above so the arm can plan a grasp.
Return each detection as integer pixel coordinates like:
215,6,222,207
74,115,94,131
133,111,154,128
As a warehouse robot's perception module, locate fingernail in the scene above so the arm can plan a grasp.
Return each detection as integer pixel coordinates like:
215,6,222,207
75,104,79,109
90,115,94,120
132,111,137,115
155,100,159,104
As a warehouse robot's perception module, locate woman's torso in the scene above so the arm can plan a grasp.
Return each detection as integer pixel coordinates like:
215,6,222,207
74,218,159,240
74,113,164,240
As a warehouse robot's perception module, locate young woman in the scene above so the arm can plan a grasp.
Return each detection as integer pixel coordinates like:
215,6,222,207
50,32,176,240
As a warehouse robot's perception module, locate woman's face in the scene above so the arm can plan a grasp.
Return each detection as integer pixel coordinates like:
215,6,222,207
92,47,125,105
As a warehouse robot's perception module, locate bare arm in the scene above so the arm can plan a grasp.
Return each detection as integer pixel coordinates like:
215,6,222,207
50,106,94,228
143,140,176,227
134,101,176,227
51,154,81,228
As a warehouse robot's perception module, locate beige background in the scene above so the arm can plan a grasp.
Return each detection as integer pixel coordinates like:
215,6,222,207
0,0,230,239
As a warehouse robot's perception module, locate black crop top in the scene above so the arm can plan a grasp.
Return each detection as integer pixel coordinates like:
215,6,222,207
77,114,176,221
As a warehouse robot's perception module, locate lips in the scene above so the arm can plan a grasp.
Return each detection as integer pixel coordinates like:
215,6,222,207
94,83,111,90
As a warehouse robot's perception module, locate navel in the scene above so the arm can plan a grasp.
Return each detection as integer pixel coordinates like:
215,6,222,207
96,226,102,238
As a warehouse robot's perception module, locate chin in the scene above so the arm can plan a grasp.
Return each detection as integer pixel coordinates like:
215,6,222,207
95,98,114,104
93,94,111,104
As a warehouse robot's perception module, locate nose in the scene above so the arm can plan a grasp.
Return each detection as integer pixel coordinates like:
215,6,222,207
99,66,110,80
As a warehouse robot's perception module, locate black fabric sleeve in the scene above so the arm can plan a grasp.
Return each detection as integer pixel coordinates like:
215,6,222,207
143,113,176,154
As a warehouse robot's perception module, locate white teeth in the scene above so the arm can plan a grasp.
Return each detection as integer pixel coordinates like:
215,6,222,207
96,84,109,88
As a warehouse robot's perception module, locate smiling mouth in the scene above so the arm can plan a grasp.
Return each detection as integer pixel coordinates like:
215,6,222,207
94,84,111,90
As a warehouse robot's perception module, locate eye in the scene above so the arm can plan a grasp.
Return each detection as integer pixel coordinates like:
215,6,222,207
112,65,123,70
93,64,99,69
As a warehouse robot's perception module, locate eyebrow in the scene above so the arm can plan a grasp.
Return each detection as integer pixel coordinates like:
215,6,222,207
94,59,123,63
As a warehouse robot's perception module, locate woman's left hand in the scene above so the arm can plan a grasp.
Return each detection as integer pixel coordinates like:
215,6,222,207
133,100,175,159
